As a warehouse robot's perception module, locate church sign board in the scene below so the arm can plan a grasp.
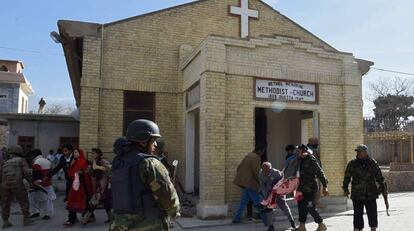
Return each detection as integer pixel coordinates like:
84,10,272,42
255,78,319,104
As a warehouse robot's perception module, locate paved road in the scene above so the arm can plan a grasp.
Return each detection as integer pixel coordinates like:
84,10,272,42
3,192,412,230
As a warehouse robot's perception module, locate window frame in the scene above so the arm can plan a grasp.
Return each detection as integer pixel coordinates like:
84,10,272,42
123,91,156,135
17,136,35,153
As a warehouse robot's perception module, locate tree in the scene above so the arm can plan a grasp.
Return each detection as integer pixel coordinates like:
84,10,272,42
43,103,75,115
369,76,414,131
372,95,414,131
369,76,414,98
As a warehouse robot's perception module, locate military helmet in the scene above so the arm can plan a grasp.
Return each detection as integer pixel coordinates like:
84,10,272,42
8,145,24,155
126,119,161,142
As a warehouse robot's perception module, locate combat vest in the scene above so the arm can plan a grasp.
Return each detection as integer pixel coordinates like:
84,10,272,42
111,149,163,220
1,156,26,188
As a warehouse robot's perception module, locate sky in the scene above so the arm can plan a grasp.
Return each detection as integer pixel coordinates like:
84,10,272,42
1,0,413,116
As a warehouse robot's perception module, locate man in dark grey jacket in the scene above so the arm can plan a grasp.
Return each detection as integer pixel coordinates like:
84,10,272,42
259,162,296,231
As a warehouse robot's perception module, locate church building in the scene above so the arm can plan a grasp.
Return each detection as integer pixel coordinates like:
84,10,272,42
57,0,373,218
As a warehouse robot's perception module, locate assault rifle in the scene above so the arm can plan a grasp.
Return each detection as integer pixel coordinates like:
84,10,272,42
170,160,187,197
159,156,187,198
381,182,390,216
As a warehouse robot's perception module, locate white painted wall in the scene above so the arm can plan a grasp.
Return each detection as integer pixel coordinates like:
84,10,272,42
266,109,312,170
18,88,28,113
185,112,195,193
7,120,79,154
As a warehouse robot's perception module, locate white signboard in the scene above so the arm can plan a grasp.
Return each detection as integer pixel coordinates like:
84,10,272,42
255,79,317,103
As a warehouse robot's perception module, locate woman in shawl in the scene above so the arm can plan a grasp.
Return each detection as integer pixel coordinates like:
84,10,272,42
64,149,94,226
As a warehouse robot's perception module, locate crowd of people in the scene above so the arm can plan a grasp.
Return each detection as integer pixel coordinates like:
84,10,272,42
0,144,115,228
0,119,386,231
0,120,179,230
232,139,385,231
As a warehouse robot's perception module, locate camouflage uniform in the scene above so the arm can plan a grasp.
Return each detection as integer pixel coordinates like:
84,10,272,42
343,155,384,230
343,157,384,200
0,149,32,226
297,153,328,226
298,154,328,194
109,157,180,231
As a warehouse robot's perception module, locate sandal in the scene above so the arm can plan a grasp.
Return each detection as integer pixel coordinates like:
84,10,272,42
81,212,96,225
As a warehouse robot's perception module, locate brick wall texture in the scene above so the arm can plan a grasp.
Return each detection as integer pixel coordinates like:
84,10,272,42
75,0,365,208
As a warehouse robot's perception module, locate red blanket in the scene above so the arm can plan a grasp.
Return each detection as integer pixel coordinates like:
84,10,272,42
261,172,303,209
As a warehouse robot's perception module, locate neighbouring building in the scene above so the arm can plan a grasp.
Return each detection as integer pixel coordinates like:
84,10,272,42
0,113,79,155
0,117,7,147
0,60,33,113
57,0,373,218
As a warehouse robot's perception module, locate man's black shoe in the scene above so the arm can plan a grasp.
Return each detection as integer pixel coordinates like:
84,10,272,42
29,213,40,218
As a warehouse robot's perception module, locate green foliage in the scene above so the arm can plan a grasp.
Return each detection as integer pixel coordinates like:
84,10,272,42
372,94,414,131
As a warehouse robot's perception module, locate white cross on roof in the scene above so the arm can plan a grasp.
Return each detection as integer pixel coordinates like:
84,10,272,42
229,0,259,38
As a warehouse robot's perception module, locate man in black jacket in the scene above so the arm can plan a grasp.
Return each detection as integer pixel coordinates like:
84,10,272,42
295,144,329,231
343,144,384,231
48,144,73,201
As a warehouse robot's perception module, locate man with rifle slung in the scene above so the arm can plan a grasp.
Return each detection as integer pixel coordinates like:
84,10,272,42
343,144,386,231
109,120,180,231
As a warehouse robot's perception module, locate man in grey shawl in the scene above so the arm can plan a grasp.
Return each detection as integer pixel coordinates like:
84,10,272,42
259,162,296,231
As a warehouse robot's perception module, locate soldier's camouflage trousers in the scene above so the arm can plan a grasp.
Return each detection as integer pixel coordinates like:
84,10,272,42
1,186,30,220
109,213,166,231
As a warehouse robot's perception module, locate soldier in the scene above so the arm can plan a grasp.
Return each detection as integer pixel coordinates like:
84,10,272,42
154,139,174,176
38,97,46,114
154,139,177,230
343,144,385,231
295,144,328,231
0,145,33,228
109,119,180,231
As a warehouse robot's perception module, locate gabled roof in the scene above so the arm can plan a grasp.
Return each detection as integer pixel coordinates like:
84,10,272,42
57,0,374,106
104,0,336,51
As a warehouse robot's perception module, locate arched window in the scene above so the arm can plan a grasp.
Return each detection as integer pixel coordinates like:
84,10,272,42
0,65,8,72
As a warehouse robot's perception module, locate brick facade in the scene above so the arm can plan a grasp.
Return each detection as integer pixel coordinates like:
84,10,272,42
181,35,366,217
61,0,371,218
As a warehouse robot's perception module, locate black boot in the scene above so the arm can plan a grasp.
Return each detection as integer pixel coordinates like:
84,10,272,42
266,225,275,231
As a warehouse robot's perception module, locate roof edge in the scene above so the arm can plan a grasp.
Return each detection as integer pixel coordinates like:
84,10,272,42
0,113,79,122
105,0,207,27
356,58,374,76
104,0,337,51
258,1,337,52
58,20,101,38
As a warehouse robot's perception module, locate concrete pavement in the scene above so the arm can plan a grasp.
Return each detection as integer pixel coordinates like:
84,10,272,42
3,192,412,231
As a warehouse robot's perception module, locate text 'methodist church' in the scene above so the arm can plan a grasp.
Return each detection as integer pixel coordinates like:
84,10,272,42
57,0,373,218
